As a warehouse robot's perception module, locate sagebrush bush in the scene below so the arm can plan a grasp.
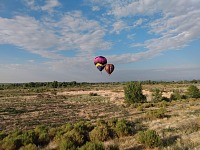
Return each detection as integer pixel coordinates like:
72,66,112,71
114,119,132,137
2,130,23,150
89,125,111,142
152,88,163,102
186,85,200,98
19,144,38,150
145,107,167,120
137,105,144,111
34,125,50,145
170,90,183,100
124,82,146,104
79,141,105,150
59,137,76,150
137,130,162,148
0,131,7,140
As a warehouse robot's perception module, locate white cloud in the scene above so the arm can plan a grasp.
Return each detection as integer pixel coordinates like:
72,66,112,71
92,6,100,11
41,0,61,12
55,11,112,54
111,20,128,34
0,16,62,59
23,0,60,13
23,0,39,11
87,0,200,64
0,11,111,59
133,18,144,28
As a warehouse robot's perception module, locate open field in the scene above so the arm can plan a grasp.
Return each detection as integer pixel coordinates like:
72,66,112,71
0,82,200,149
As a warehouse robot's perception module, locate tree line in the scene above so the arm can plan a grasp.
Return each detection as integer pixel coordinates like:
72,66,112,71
0,80,200,90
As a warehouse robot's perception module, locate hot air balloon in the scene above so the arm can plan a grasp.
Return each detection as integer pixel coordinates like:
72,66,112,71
94,56,107,72
105,64,114,75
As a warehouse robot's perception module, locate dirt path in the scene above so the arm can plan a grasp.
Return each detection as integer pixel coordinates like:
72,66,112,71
57,90,125,105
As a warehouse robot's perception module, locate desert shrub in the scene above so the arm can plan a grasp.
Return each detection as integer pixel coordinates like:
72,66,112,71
114,119,132,137
2,138,22,150
62,121,90,146
124,82,146,104
0,131,7,140
137,105,144,111
59,137,76,150
171,90,186,100
65,129,86,146
130,103,142,108
34,125,50,145
105,144,119,150
186,85,200,98
145,107,167,120
107,118,117,128
142,103,154,108
170,90,181,100
48,127,57,140
19,144,38,150
79,142,105,150
152,88,162,102
2,130,23,150
137,130,162,148
89,124,111,142
156,101,170,107
19,130,37,145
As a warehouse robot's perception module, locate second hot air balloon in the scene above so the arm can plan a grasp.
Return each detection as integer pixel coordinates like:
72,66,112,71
105,64,114,75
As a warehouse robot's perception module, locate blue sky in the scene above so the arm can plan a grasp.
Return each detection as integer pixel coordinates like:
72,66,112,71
0,0,200,83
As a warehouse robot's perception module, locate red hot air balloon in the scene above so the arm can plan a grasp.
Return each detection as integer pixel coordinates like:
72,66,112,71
105,64,114,75
94,56,107,72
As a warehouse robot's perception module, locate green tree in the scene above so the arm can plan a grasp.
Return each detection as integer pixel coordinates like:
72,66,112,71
124,82,146,104
186,85,200,98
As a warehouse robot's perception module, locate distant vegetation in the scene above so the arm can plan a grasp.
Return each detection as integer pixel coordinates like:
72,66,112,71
0,79,200,89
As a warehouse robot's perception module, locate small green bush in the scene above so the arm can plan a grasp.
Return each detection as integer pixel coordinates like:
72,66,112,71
0,131,7,140
145,108,167,120
114,119,132,137
152,88,162,102
137,105,144,111
2,130,23,150
79,142,105,150
89,125,111,142
19,144,38,150
34,125,50,145
137,130,162,148
186,85,200,98
19,130,37,145
59,137,76,150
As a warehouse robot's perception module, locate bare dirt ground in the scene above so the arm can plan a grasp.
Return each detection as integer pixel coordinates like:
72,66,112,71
57,90,125,105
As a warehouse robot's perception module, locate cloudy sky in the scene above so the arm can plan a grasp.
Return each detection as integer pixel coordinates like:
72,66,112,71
0,0,200,83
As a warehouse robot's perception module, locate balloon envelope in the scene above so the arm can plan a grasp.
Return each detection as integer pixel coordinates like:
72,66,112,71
94,56,107,65
105,64,114,75
94,56,107,72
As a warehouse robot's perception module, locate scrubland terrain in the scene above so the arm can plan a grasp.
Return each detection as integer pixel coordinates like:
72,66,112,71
0,82,200,149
